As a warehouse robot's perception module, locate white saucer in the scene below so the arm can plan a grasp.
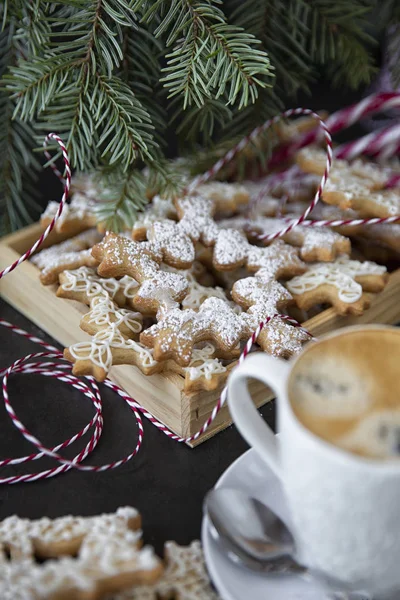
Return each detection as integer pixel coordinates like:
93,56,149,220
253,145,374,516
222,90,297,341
202,448,332,600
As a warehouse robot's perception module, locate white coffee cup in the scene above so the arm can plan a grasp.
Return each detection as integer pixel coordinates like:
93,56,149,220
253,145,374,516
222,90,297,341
228,325,400,597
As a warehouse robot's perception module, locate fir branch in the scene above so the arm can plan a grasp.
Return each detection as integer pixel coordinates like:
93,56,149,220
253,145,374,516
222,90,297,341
139,0,273,109
6,1,158,173
171,97,232,146
122,25,167,143
94,167,149,232
303,0,376,89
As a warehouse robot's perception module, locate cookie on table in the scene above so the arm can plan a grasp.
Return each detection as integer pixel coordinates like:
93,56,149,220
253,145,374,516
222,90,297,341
232,275,310,357
40,192,98,236
65,329,164,381
286,256,388,316
219,216,351,262
140,298,249,367
31,229,102,285
111,540,219,600
57,266,136,307
0,507,163,600
195,181,249,214
132,195,177,241
183,343,231,393
323,177,400,218
92,233,189,317
296,147,389,189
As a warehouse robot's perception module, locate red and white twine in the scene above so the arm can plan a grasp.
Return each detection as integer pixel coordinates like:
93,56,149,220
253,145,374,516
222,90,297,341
0,93,399,482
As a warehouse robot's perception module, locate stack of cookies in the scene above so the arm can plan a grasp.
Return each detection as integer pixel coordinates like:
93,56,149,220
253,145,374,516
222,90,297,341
0,507,218,599
31,150,397,394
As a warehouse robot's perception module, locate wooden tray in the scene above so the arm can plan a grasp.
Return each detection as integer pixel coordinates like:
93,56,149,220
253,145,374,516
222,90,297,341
1,223,400,446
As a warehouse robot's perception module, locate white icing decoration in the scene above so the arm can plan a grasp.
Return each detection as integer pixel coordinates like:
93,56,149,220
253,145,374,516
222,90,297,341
69,328,157,372
86,296,142,334
286,257,386,303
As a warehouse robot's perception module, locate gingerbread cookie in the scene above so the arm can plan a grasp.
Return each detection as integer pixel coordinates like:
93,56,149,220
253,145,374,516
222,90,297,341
64,290,147,381
296,147,389,188
146,219,195,269
219,216,351,262
92,233,189,317
0,507,163,599
31,229,102,285
41,192,97,235
111,540,219,600
65,328,163,381
323,177,400,218
183,343,230,393
195,181,249,214
286,256,388,315
140,298,249,366
132,195,177,241
232,274,309,357
57,266,134,307
79,295,142,338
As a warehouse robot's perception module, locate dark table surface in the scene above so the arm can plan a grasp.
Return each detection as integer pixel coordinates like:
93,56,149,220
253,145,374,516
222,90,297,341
0,297,276,554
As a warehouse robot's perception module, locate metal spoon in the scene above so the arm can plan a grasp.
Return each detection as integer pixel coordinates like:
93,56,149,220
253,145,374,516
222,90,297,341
204,487,372,598
204,486,304,574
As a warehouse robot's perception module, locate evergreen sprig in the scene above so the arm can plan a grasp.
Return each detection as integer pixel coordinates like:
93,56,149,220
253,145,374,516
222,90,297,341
0,0,395,233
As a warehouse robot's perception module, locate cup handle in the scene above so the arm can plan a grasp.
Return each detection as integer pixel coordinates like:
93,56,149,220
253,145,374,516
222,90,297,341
228,353,291,479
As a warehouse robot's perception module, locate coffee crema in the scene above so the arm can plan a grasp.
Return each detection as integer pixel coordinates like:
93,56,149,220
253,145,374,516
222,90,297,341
288,329,400,460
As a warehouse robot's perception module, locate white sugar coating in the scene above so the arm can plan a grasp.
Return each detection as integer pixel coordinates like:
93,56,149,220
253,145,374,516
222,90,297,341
113,540,219,600
41,192,95,225
258,317,309,357
132,195,176,232
195,182,249,208
0,507,162,599
35,249,97,280
142,298,249,362
217,216,249,231
337,410,400,459
349,158,391,186
234,216,350,257
31,229,101,269
246,240,305,279
213,228,248,267
196,297,248,348
162,262,233,311
368,189,400,216
147,219,195,265
0,507,139,552
234,278,292,334
324,175,377,200
137,270,188,301
175,196,219,244
96,233,189,315
182,280,228,310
